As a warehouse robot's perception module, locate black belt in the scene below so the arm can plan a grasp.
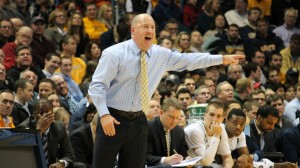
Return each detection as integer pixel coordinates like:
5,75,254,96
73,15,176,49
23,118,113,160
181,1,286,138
108,107,143,120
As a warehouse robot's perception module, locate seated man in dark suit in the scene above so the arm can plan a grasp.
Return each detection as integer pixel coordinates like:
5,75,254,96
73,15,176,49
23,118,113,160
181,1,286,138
34,98,75,168
276,123,300,163
70,113,98,168
147,98,188,167
249,105,280,158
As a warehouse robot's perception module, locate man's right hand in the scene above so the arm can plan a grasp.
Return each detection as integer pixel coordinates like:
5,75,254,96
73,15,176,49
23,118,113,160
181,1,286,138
164,154,183,165
101,114,120,136
211,121,222,138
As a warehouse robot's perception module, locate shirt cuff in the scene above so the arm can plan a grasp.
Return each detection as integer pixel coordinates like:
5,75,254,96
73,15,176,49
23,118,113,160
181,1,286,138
60,160,68,167
96,104,110,117
161,157,166,164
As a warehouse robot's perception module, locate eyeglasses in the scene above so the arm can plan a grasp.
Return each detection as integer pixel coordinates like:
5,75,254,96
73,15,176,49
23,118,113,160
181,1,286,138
18,53,31,57
56,15,65,18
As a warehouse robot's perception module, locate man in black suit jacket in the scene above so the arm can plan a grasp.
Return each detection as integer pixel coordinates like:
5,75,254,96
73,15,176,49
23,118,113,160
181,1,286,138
70,114,97,168
34,98,75,168
147,98,188,167
249,105,280,155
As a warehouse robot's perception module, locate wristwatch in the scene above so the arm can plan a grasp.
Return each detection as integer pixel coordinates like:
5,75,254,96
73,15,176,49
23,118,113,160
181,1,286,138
58,160,66,167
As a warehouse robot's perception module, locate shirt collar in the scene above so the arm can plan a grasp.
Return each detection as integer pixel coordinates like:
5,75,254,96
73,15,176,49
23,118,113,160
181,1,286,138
254,119,262,135
129,39,152,57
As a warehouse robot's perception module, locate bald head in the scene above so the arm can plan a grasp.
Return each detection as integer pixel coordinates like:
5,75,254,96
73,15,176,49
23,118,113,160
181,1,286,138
131,14,156,51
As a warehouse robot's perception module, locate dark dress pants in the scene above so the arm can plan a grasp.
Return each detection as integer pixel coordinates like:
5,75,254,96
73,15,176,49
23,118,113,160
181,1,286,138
92,108,148,168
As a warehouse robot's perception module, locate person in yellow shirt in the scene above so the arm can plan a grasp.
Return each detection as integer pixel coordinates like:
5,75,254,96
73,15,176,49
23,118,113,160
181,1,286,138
58,35,87,84
247,0,271,17
83,2,108,40
0,90,15,128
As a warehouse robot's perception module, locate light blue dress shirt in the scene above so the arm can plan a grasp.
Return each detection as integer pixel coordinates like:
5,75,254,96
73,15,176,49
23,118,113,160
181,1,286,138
89,39,223,117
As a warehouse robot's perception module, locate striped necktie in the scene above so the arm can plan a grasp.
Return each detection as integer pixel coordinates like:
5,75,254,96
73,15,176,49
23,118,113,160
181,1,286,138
140,50,149,113
42,133,49,166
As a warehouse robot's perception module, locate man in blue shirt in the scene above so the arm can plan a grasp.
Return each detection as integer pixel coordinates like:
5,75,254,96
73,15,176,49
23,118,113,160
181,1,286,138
89,13,244,168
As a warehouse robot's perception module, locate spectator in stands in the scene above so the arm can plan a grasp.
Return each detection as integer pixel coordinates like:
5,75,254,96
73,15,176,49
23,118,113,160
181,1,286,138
0,2,22,22
0,63,9,90
67,12,90,57
38,78,56,99
57,57,83,102
194,85,211,104
273,8,300,47
198,77,216,97
244,62,262,88
126,0,151,14
54,107,70,130
280,34,300,76
157,36,173,49
0,49,4,64
147,98,188,167
83,2,107,41
183,0,202,30
250,17,285,64
19,70,38,103
205,65,226,85
97,4,114,30
285,83,296,103
243,100,260,121
216,81,234,104
152,0,181,31
234,78,253,105
11,79,34,126
84,41,101,63
15,0,31,25
228,64,243,87
47,93,61,108
176,88,193,118
225,0,248,27
100,22,130,50
60,35,86,84
3,26,32,70
268,53,283,80
0,90,15,128
185,101,234,167
240,7,261,50
220,24,244,54
174,32,191,53
196,0,220,35
164,18,179,42
42,53,61,78
51,75,79,115
29,0,55,25
80,60,97,96
250,89,266,106
247,0,271,18
30,16,55,69
203,14,227,42
270,0,300,27
44,9,67,54
10,18,24,36
183,77,196,97
189,30,203,53
284,82,300,126
267,95,293,133
0,19,13,47
146,99,161,120
6,45,45,90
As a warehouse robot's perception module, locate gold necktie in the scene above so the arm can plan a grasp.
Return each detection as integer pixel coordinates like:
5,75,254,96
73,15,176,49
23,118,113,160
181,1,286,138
165,130,170,157
140,50,149,113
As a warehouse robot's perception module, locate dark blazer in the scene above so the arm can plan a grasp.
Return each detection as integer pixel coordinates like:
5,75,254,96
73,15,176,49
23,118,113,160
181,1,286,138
276,124,300,163
147,117,188,166
47,121,75,167
11,102,34,126
249,120,278,153
70,123,94,168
